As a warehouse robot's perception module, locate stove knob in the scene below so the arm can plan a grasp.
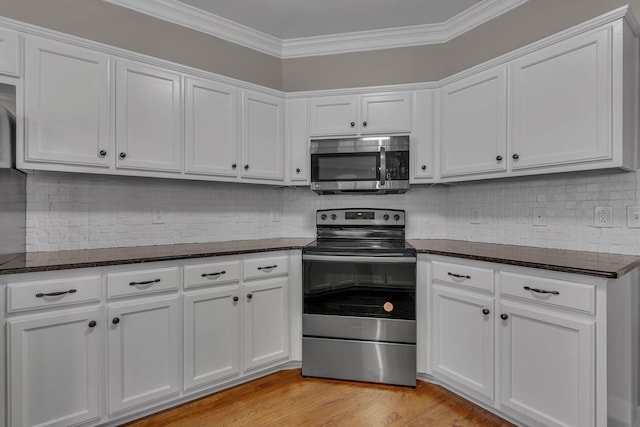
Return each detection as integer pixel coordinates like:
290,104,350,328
394,214,400,221
383,214,390,221
331,213,337,220
320,214,327,220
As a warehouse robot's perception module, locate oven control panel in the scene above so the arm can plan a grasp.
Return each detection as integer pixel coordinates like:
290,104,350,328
316,209,405,226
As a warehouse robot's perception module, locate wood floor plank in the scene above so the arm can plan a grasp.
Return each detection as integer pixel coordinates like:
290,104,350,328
123,369,514,427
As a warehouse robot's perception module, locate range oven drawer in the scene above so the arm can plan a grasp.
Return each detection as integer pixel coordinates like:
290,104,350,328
302,337,416,386
303,314,416,344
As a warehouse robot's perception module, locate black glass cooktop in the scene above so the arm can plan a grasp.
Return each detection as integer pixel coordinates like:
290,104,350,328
303,239,415,256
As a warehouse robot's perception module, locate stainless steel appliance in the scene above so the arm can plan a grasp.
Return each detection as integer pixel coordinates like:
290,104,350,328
310,136,410,194
302,208,417,386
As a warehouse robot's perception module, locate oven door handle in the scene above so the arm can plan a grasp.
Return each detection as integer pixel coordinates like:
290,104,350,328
302,254,416,263
379,146,386,187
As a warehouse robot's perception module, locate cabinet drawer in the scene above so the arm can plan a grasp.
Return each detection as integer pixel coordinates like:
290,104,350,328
432,260,494,292
184,260,240,288
500,272,595,314
8,275,101,312
107,267,179,298
243,255,288,280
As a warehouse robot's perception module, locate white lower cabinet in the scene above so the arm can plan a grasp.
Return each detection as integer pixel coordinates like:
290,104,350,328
8,307,101,427
431,284,494,402
498,301,594,427
243,277,289,371
183,285,241,391
425,254,630,427
107,295,179,414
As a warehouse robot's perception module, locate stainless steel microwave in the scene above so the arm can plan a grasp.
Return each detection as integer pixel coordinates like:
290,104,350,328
310,135,410,194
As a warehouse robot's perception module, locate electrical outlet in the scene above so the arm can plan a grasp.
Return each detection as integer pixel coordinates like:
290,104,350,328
532,207,547,226
594,206,613,228
627,206,640,228
152,207,165,224
470,208,481,224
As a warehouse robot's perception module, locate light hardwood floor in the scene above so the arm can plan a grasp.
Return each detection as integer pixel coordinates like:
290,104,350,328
124,369,513,426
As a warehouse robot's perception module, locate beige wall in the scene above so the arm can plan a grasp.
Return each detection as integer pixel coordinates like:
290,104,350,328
283,0,640,91
0,0,283,90
1,0,639,92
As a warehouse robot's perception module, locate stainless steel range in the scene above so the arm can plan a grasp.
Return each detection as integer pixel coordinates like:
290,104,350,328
302,208,417,386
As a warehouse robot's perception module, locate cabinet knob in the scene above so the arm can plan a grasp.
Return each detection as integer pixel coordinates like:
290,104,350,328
512,153,519,160
247,294,253,300
421,165,427,171
350,122,355,127
362,121,368,127
482,309,490,315
496,155,503,162
99,150,107,157
112,317,120,325
232,163,237,169
233,296,239,302
119,152,126,159
296,168,301,174
500,314,509,320
88,320,97,328
244,164,249,170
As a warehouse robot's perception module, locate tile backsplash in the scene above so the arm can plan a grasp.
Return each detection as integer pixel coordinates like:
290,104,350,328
25,169,640,255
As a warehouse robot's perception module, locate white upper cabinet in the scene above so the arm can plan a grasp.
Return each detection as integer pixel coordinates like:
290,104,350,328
439,66,507,178
286,98,309,183
0,28,19,76
24,37,111,168
241,90,284,181
115,60,182,173
411,89,435,181
360,93,412,134
184,77,239,177
308,96,358,136
509,26,613,171
308,92,413,137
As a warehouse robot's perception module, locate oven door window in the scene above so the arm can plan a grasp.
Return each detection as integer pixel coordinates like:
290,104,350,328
303,259,415,320
311,153,380,182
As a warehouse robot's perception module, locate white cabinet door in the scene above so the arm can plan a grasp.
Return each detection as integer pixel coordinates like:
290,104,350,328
183,285,241,391
241,90,284,180
184,77,239,177
431,285,494,401
108,295,179,414
8,307,101,427
440,66,507,177
286,98,309,183
510,27,612,171
360,93,412,134
24,37,110,168
0,28,19,76
115,60,182,173
411,89,435,181
243,278,289,372
308,96,358,136
499,301,594,427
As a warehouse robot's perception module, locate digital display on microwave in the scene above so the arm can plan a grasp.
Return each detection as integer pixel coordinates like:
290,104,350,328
345,211,374,219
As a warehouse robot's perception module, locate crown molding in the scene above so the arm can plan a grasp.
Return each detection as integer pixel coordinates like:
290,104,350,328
282,0,528,58
103,0,283,57
103,0,528,59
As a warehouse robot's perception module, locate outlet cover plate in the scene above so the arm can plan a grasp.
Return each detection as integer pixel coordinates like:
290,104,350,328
470,208,481,224
152,207,165,224
594,206,613,228
532,207,547,226
627,206,640,228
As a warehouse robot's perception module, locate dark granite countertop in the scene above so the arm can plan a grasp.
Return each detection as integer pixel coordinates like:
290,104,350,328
408,239,640,279
0,238,315,275
1,238,639,279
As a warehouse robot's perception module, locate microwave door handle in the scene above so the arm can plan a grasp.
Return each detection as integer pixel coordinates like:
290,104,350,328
379,147,386,186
